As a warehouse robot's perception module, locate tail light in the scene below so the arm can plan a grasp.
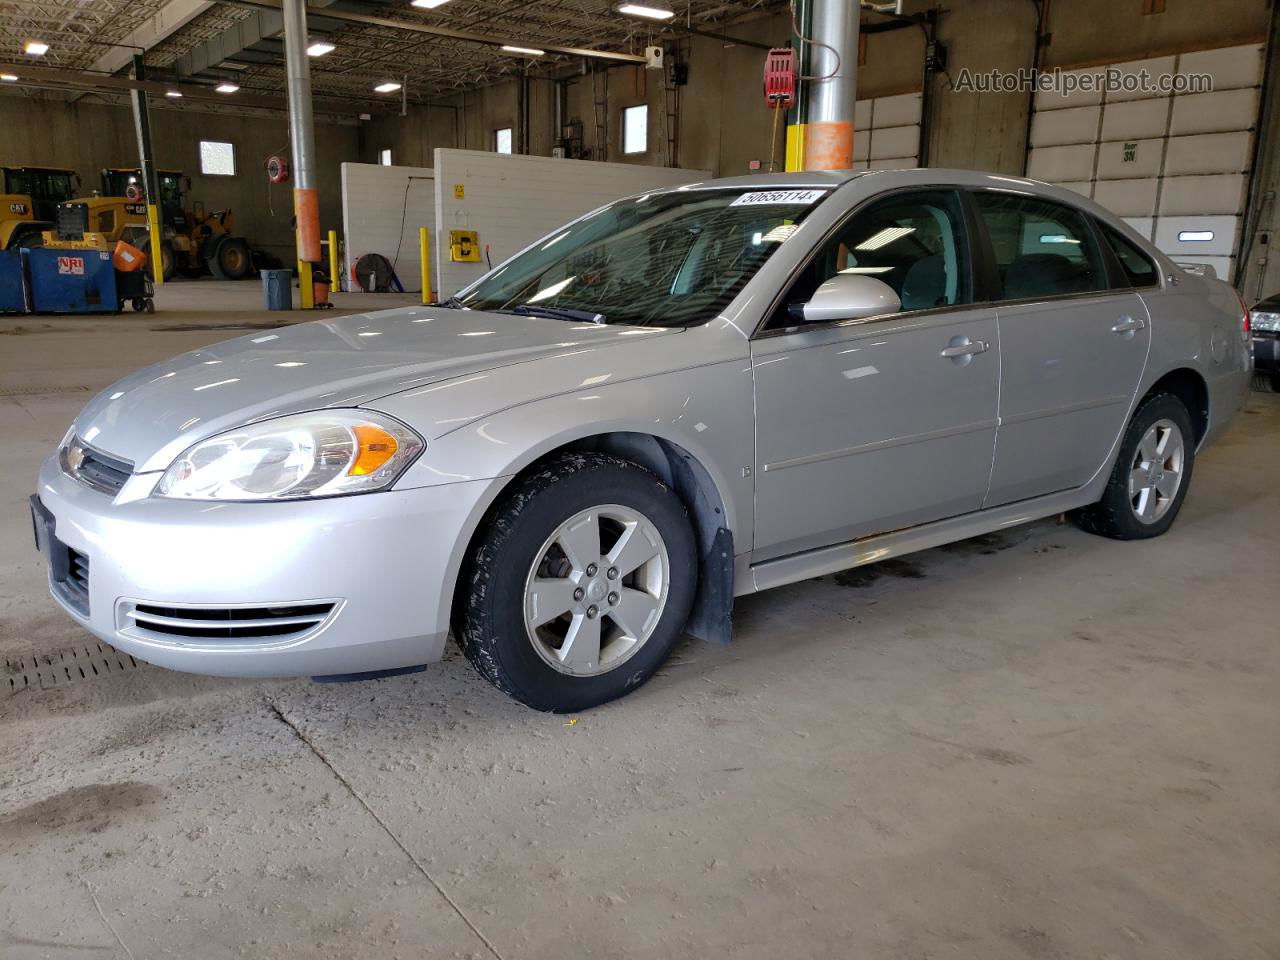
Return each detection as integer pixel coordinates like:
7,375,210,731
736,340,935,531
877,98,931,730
1237,291,1251,335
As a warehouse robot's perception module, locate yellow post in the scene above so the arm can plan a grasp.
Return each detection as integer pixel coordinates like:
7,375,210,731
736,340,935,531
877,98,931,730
419,227,432,305
147,203,164,285
298,260,314,310
327,229,339,295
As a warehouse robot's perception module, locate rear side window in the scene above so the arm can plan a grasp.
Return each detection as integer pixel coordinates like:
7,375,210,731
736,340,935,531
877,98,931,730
974,192,1106,300
1100,224,1160,287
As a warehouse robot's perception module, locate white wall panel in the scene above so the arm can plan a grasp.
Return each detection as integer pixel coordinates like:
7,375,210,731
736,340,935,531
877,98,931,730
1154,215,1240,257
1030,105,1100,147
1169,88,1259,136
1027,143,1096,182
854,99,872,130
852,134,871,162
1105,55,1177,102
869,125,920,160
1122,217,1155,240
1034,67,1105,110
431,148,706,297
1095,138,1163,179
1099,97,1170,141
1179,44,1264,92
1093,178,1159,217
1158,174,1248,216
341,161,434,293
1162,131,1253,175
872,92,922,128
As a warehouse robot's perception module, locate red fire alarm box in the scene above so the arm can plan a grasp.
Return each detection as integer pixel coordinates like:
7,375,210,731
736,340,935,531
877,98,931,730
763,47,796,110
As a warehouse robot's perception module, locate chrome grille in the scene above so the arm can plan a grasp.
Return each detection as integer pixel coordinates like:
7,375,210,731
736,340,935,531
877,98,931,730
120,602,338,643
62,438,133,496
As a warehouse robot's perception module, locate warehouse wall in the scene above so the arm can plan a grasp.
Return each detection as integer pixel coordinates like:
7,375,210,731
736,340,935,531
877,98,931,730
0,94,359,263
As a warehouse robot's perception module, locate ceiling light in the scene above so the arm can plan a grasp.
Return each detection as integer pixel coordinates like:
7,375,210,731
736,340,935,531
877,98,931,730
24,40,49,56
374,81,402,93
215,81,239,93
501,45,545,56
615,3,674,19
411,0,451,7
0,73,17,82
307,40,335,57
165,89,183,98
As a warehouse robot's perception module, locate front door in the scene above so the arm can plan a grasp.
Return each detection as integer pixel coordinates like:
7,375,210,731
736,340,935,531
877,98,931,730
751,189,1000,561
972,191,1151,506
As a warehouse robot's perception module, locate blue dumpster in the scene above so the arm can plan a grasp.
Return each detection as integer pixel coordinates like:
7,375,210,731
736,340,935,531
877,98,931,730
262,268,292,310
0,249,26,313
28,248,118,314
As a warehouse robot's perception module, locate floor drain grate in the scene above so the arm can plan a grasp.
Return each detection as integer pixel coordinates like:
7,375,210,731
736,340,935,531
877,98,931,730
0,385,92,397
5,643,144,696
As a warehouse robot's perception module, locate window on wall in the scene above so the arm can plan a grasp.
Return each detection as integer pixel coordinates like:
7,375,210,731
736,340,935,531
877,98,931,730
199,140,235,176
623,105,648,154
379,148,393,166
495,127,513,154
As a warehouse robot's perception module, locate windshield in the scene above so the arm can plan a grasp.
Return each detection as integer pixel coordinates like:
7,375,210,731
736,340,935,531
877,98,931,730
452,187,830,327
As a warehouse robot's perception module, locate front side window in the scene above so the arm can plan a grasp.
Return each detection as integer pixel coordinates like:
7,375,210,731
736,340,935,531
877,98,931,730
974,191,1106,300
772,189,971,327
1100,224,1159,287
453,187,830,327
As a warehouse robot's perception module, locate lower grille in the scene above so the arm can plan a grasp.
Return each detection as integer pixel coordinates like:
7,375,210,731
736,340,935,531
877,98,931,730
52,547,90,617
120,601,337,642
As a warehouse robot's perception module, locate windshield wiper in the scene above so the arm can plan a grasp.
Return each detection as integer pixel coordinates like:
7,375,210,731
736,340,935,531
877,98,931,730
499,305,608,324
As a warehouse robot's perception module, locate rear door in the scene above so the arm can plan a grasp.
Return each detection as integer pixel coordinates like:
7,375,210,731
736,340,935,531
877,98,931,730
973,190,1151,506
751,188,1000,560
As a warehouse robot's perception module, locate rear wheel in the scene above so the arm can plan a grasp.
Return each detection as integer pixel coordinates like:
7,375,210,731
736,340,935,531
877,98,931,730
210,237,251,280
455,454,697,712
138,236,175,281
1075,392,1195,540
8,226,44,249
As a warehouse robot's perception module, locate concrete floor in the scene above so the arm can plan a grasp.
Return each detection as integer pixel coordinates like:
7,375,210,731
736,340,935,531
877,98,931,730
1,280,1277,959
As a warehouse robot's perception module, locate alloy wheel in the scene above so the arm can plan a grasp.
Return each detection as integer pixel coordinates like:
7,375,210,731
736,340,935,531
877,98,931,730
1128,418,1185,524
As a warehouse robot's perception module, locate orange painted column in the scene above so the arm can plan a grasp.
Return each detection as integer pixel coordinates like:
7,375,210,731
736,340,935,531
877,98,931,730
294,187,321,262
804,121,854,171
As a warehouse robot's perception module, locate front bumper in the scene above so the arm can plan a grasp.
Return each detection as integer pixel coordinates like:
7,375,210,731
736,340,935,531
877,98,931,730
34,454,492,678
1252,333,1279,375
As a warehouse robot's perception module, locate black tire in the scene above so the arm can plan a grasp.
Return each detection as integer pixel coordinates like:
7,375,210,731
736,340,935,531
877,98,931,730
210,237,251,280
8,226,44,249
455,453,697,712
138,237,176,281
1075,392,1196,540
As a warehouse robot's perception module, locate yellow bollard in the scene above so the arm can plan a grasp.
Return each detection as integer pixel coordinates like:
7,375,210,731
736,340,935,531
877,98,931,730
298,260,314,310
147,203,164,285
420,227,432,305
327,229,339,295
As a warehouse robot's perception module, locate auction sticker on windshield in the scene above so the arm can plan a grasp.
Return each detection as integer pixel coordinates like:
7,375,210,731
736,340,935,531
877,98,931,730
730,189,827,207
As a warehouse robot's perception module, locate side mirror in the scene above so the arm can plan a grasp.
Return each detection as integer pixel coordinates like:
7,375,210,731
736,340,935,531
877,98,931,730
797,273,901,324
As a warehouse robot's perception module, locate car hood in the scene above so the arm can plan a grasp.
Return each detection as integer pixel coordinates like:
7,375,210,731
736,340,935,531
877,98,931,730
71,305,682,473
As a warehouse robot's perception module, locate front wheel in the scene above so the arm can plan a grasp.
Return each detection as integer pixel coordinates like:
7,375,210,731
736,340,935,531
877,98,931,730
456,454,697,712
1075,392,1195,540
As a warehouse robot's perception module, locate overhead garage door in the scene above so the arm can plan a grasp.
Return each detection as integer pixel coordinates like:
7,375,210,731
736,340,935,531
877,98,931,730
1027,43,1263,282
853,91,922,171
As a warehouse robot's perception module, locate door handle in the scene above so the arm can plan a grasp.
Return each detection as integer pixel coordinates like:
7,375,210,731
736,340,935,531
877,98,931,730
1111,316,1146,334
940,338,989,358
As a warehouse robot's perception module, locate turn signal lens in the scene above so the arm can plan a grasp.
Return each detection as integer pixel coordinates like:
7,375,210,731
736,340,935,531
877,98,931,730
350,425,399,476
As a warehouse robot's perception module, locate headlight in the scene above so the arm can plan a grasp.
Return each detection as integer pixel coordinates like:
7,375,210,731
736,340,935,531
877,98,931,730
1252,311,1280,333
155,411,424,501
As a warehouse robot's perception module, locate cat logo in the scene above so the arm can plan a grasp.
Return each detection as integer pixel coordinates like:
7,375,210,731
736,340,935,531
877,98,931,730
7,202,26,214
125,203,146,216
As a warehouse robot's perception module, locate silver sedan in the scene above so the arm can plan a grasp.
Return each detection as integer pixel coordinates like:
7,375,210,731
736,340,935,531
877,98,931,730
33,169,1251,711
